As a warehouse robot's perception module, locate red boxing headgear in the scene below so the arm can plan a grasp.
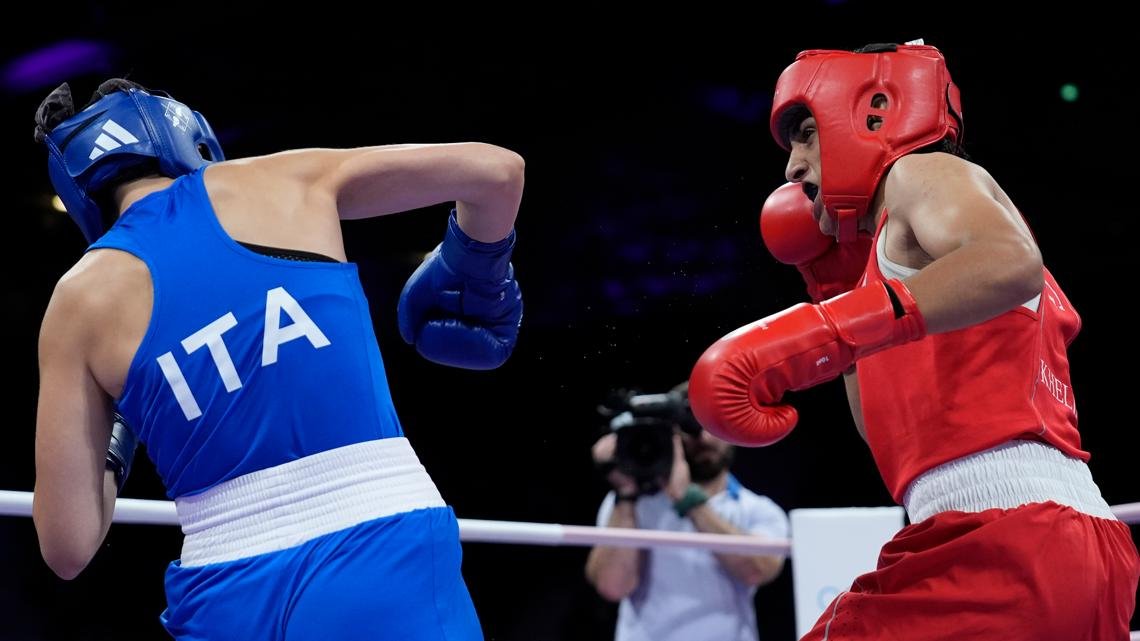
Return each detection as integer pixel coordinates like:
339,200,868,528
770,43,963,242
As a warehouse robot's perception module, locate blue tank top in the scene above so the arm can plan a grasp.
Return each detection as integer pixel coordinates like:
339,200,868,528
90,167,404,498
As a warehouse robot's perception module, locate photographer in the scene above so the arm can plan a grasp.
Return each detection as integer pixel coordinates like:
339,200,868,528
585,382,789,641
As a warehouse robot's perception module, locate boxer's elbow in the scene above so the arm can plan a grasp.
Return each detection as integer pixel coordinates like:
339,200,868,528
38,536,95,580
33,503,101,580
1000,236,1044,305
43,554,87,581
495,147,525,189
476,145,525,202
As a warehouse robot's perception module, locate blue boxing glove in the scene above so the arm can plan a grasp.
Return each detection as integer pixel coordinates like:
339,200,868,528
398,211,522,369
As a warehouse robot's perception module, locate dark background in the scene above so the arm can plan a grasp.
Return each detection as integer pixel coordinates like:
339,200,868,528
2,4,1135,639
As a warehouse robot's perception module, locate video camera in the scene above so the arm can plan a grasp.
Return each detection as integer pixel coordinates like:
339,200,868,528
597,382,702,495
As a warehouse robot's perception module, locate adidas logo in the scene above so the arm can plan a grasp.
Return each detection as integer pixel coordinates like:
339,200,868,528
88,119,140,160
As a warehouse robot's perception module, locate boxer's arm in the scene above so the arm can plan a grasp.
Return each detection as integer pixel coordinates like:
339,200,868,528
33,277,117,580
298,143,525,242
761,182,872,303
884,154,1043,334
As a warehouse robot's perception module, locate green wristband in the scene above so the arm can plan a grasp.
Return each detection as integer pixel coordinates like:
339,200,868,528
673,484,709,517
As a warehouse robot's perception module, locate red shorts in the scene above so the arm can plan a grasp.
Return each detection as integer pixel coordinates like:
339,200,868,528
801,502,1139,641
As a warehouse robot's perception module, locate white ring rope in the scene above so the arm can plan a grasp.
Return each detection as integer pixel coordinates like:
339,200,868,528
0,491,788,555
2,490,1138,555
1113,502,1140,524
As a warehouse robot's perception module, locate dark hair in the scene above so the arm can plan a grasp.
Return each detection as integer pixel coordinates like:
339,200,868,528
85,78,147,108
913,137,969,160
853,42,901,54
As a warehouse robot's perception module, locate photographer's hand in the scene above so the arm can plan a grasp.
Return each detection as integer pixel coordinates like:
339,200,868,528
592,433,639,497
667,431,785,588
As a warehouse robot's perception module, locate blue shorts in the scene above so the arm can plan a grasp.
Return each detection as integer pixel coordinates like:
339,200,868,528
161,506,481,640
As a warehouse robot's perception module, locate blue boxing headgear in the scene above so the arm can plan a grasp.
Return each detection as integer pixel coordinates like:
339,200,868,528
34,79,224,243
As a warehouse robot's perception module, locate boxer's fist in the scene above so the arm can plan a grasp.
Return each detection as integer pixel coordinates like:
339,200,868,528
760,182,873,303
398,211,522,370
689,279,925,446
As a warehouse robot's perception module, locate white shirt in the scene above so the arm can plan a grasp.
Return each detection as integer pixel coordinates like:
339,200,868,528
595,476,789,641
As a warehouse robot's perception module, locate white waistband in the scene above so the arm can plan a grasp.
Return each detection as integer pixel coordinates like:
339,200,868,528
902,440,1115,524
176,438,445,567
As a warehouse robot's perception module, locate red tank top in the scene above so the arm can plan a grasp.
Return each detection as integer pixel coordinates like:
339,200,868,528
857,212,1088,503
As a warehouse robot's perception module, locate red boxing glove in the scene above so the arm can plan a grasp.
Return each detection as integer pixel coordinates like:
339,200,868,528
760,182,873,303
689,279,926,446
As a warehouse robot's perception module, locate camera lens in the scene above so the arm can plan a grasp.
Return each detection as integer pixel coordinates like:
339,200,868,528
616,422,674,494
